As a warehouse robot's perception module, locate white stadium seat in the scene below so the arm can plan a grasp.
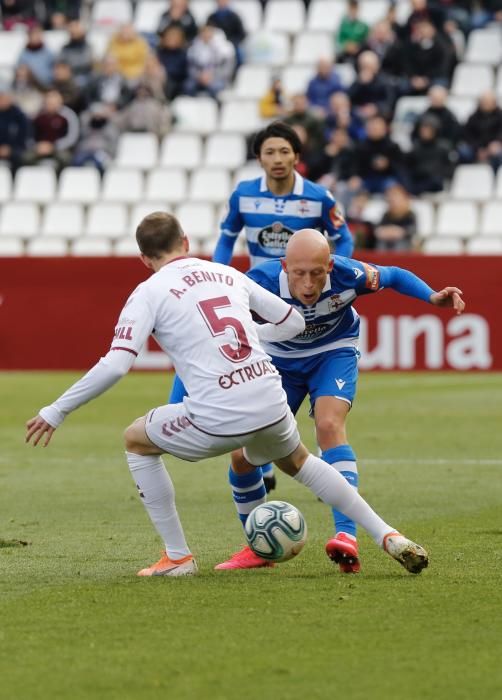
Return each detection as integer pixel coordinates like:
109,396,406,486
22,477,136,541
422,237,464,254
235,0,263,33
436,201,478,238
27,237,69,256
496,65,502,98
101,168,144,203
446,96,476,124
115,237,141,256
465,28,502,65
71,237,113,256
44,30,68,54
450,164,494,202
41,203,84,238
171,96,218,134
0,167,12,202
129,202,171,234
0,203,40,238
91,0,133,29
233,162,263,184
359,0,388,25
134,0,165,33
292,32,334,64
451,63,494,98
189,168,231,203
264,0,305,33
411,199,435,238
85,203,128,239
0,236,24,255
0,31,25,69
307,0,345,31
175,202,216,241
281,65,314,95
220,100,263,133
336,63,356,88
465,236,502,254
204,133,247,169
115,133,158,170
394,96,428,125
480,202,502,236
361,199,386,224
145,167,188,204
496,168,502,198
88,30,110,62
14,166,57,204
394,0,412,23
244,31,289,66
233,65,272,99
59,167,101,203
160,134,202,169
190,0,215,25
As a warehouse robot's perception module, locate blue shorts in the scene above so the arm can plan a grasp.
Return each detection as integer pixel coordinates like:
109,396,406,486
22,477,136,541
272,346,360,416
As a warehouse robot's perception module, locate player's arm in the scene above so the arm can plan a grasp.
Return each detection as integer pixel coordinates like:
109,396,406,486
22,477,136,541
323,192,354,258
212,189,243,265
246,277,305,342
25,289,154,447
354,261,465,314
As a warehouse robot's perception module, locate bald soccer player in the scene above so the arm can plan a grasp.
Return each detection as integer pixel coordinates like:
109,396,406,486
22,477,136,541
216,228,465,572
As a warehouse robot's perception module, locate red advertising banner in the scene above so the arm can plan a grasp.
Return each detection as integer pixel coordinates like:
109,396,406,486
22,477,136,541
0,255,500,371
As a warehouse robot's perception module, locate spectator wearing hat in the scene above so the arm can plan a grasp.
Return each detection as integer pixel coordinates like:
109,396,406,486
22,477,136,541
407,113,455,194
72,102,119,173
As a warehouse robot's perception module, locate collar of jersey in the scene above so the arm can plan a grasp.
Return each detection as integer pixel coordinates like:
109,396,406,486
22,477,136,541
260,171,304,195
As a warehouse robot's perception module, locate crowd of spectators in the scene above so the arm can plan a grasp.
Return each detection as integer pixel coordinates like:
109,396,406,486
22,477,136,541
0,0,501,251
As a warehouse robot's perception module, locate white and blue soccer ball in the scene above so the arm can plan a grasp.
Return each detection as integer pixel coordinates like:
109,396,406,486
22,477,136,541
245,500,307,562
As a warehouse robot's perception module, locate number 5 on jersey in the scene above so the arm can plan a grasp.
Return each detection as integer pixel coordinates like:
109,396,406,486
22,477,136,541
197,296,252,363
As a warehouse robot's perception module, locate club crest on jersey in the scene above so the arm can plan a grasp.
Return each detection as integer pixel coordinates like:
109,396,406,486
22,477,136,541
328,294,346,312
257,222,294,254
297,199,310,215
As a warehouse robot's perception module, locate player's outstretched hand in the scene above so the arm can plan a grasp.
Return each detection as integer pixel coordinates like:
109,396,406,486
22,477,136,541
430,287,465,315
25,415,56,447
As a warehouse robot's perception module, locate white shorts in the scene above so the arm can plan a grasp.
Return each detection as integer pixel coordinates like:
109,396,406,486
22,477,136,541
144,403,300,465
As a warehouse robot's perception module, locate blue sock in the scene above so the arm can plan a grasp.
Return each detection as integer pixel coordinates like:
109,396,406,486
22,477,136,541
229,466,266,527
260,463,274,477
322,445,358,538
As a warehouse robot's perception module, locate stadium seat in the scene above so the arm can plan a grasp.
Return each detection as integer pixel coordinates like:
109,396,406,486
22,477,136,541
496,65,502,98
281,66,314,95
450,164,494,202
0,31,25,69
134,0,165,33
171,96,218,134
101,168,144,203
58,167,101,203
115,133,158,170
496,168,502,198
307,0,345,31
0,202,40,238
422,237,464,254
190,0,215,25
71,237,113,256
87,30,110,62
0,236,24,256
465,28,502,65
129,202,171,234
243,31,289,66
91,0,133,29
44,30,68,55
451,63,494,98
436,201,478,238
160,134,202,169
333,63,356,88
359,0,388,25
175,202,216,241
233,65,272,99
411,199,435,238
446,96,476,124
115,237,140,255
145,167,188,203
292,32,334,64
41,203,84,238
361,199,386,224
394,0,412,23
0,167,12,202
264,0,305,33
220,100,263,133
465,236,502,254
198,234,220,256
189,168,231,203
394,96,428,125
204,133,247,169
27,237,69,256
14,166,57,204
233,162,263,184
480,202,502,236
85,203,128,239
234,0,263,33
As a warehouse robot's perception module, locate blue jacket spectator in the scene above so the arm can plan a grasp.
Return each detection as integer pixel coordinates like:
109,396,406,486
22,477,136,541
324,91,366,142
17,26,54,87
157,25,189,101
306,58,344,116
0,87,30,171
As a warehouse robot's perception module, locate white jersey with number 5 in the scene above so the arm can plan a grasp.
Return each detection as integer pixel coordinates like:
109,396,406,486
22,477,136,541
111,257,294,435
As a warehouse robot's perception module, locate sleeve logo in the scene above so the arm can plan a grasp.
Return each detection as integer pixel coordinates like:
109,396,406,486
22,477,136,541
362,262,380,290
329,203,345,228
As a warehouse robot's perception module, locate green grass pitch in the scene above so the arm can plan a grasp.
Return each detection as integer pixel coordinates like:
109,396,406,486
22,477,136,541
1,371,502,700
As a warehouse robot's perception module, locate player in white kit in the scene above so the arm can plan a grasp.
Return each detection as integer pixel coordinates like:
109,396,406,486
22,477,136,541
26,212,428,577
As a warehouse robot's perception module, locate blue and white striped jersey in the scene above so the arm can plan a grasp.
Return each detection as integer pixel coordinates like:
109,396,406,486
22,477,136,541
247,255,383,360
217,172,354,267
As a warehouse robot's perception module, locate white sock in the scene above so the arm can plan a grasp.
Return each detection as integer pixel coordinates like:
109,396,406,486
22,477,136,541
125,452,191,560
294,454,392,546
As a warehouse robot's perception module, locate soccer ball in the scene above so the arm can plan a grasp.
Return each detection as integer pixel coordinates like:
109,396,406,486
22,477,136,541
245,500,307,562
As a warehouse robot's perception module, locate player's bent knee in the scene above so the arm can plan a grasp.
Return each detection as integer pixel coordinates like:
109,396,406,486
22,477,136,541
274,442,309,475
124,417,155,455
230,449,256,475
